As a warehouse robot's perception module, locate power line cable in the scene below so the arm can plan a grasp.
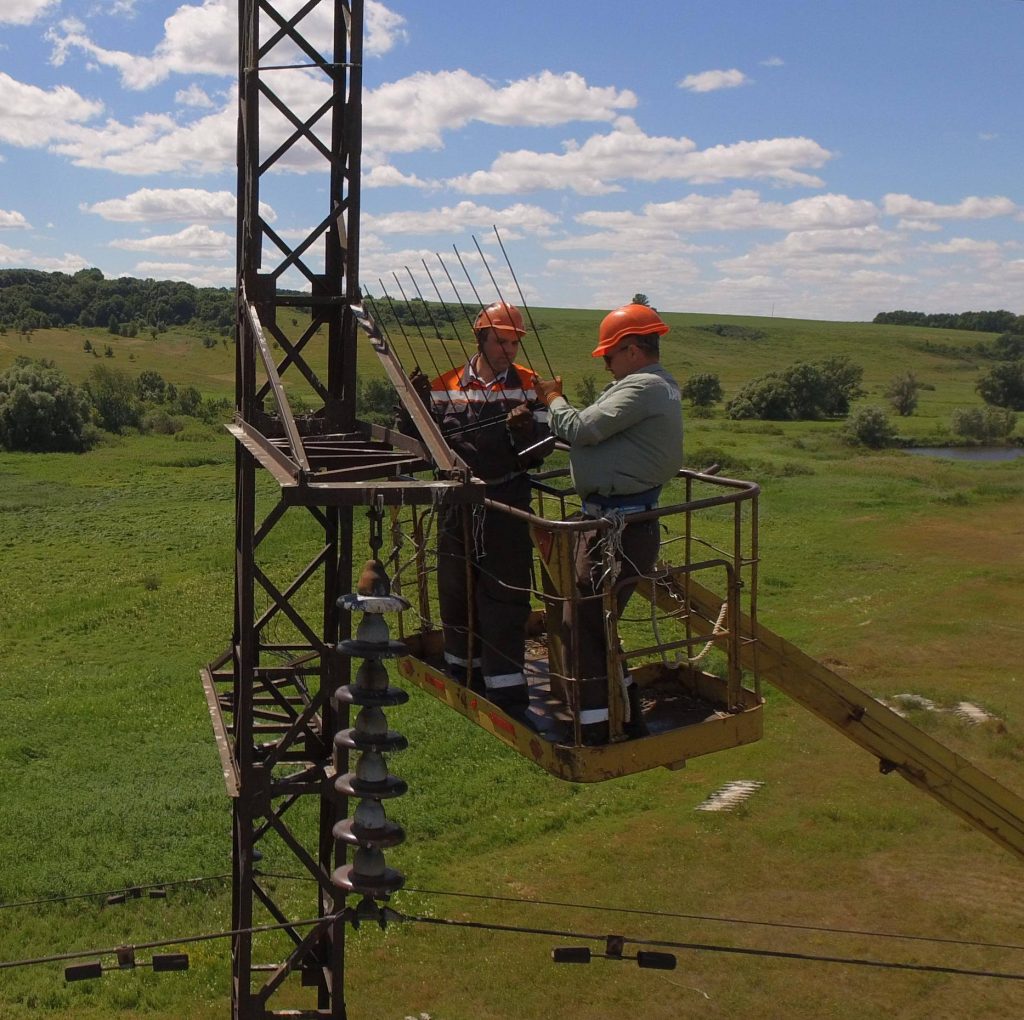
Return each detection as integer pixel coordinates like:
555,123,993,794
392,911,1024,983
0,911,347,973
5,887,1024,986
401,885,1024,954
0,874,232,912
233,875,1024,956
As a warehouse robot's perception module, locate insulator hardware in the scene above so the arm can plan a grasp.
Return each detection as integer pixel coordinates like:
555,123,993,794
551,939,676,970
332,548,407,903
552,947,591,964
64,953,190,982
344,895,402,930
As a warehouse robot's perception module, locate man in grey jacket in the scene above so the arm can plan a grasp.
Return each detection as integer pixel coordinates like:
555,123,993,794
536,303,683,744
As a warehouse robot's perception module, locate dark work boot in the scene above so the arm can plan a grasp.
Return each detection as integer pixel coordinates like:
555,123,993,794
489,682,530,726
625,683,649,739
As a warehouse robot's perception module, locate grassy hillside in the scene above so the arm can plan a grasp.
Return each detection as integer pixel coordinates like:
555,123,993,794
1,310,1023,1018
0,308,1008,440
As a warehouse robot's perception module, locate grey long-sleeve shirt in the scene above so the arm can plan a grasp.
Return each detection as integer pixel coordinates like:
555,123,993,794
547,363,684,499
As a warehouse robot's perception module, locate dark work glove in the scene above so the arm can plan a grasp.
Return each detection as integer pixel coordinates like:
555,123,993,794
409,367,431,405
505,402,533,436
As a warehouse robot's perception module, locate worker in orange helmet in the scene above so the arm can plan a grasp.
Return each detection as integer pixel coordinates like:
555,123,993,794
535,303,683,745
424,301,550,719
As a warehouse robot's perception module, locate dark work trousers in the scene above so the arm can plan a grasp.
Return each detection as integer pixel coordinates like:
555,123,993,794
565,517,661,735
436,475,533,705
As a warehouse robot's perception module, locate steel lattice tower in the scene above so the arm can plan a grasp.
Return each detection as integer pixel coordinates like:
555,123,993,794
201,1,477,1016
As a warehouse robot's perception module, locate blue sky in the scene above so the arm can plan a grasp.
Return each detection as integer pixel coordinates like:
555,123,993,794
1,0,1021,320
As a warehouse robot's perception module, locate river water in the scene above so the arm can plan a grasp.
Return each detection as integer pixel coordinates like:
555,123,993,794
905,446,1024,462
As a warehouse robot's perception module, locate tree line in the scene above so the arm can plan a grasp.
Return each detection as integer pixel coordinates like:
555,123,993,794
873,308,1023,334
0,268,234,335
0,358,229,452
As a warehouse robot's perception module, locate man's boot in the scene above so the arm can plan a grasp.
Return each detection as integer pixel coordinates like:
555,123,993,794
624,682,649,739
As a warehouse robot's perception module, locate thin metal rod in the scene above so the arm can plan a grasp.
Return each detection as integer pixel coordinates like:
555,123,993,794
493,225,556,377
378,279,445,384
450,243,528,388
421,257,475,369
366,289,418,370
470,234,540,377
392,271,440,366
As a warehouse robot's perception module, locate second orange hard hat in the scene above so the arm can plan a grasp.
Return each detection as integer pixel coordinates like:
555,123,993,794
592,303,669,357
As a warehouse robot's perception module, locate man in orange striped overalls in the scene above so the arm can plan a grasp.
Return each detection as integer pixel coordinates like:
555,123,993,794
429,302,549,717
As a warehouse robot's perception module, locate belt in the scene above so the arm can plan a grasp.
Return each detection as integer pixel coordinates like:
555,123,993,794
583,501,656,518
582,485,661,518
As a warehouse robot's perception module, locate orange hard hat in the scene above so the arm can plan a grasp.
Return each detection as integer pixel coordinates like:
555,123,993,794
473,301,526,339
592,303,669,357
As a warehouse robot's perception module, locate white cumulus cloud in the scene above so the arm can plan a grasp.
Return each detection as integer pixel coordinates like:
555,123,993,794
678,68,750,92
364,165,436,189
364,201,558,237
883,193,1018,221
451,127,832,195
109,223,233,259
0,209,30,229
0,72,105,147
46,1,406,91
83,187,275,224
175,84,215,109
0,0,57,26
365,70,635,159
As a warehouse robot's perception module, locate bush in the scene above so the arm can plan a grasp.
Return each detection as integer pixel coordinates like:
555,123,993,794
85,364,142,433
173,385,203,417
0,358,95,452
976,360,1024,410
142,408,184,435
885,371,921,416
575,374,600,406
357,378,396,425
951,406,1017,442
727,356,863,421
842,406,896,449
197,396,232,424
137,369,167,403
174,424,218,442
681,372,723,409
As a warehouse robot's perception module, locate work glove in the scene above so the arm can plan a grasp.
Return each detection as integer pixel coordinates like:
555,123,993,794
408,367,431,405
505,402,534,436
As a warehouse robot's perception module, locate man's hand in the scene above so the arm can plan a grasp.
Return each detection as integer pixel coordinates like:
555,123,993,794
409,367,431,405
506,402,533,435
534,376,564,406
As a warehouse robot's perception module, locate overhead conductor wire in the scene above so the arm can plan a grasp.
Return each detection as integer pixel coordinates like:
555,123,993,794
11,870,1021,956
4,883,1024,984
399,886,1024,954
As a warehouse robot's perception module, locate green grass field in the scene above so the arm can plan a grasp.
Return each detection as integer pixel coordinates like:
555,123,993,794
1,310,1023,1018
